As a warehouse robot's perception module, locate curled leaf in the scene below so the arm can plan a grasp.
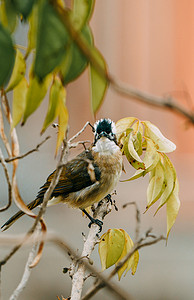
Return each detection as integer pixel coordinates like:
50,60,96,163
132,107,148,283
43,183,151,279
143,121,176,153
116,117,137,144
154,154,176,214
71,0,95,30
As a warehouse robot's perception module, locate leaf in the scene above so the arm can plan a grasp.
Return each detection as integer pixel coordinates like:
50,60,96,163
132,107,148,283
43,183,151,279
0,0,17,33
116,117,137,144
128,132,144,163
5,49,26,92
89,47,108,113
56,85,68,153
99,229,125,271
166,178,180,239
41,76,61,134
34,0,70,80
143,121,176,153
146,161,165,209
123,133,145,170
0,23,15,87
61,25,93,85
22,74,52,125
12,77,28,128
143,137,159,171
26,2,38,56
154,154,176,215
71,0,95,30
116,230,139,280
11,0,35,19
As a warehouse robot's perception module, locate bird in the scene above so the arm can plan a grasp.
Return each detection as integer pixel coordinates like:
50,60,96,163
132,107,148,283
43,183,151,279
1,118,123,232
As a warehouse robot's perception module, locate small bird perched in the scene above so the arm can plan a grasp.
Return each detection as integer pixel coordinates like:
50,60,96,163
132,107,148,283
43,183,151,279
1,118,123,231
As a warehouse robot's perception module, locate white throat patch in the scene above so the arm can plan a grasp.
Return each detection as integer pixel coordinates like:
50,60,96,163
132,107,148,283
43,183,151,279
93,137,119,155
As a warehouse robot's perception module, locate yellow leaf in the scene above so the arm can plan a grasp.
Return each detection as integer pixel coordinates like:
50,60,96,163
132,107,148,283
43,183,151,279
128,132,144,163
117,230,139,280
166,178,180,239
41,76,61,134
154,154,176,215
12,77,28,129
22,73,52,125
123,133,145,170
116,117,137,144
6,49,26,92
56,86,68,153
143,121,176,153
146,161,165,209
98,229,125,271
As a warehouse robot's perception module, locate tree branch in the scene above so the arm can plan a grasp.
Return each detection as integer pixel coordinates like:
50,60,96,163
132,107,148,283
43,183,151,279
52,2,194,124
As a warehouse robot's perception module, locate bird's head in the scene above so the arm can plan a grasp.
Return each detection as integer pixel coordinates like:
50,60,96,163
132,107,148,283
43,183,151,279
93,118,117,144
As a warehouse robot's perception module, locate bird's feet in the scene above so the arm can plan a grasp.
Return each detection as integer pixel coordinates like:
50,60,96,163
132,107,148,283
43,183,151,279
82,209,103,232
88,217,103,232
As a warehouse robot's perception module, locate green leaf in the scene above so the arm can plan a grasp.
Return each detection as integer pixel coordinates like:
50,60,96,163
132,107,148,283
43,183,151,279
89,47,108,113
71,0,95,30
22,74,52,125
11,0,35,19
34,0,70,80
0,0,17,33
26,2,38,56
61,25,93,85
12,77,28,128
5,49,26,92
0,23,15,87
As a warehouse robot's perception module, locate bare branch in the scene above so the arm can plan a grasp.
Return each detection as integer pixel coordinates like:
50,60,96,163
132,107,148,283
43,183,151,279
9,240,38,300
52,2,194,124
3,136,51,163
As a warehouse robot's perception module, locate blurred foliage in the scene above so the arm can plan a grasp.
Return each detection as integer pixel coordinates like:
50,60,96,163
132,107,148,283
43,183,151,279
0,0,108,151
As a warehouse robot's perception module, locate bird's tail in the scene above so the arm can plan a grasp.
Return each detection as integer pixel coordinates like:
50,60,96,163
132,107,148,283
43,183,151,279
1,198,42,231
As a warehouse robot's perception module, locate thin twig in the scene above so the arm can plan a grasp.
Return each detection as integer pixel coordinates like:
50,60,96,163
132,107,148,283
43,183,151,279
2,136,51,163
68,122,94,145
123,201,140,241
0,149,12,211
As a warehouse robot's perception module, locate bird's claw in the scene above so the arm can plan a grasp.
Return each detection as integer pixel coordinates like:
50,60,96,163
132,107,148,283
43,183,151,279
88,218,103,232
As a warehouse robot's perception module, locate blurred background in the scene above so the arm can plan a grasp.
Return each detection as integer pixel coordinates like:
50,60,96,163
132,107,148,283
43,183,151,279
1,0,194,299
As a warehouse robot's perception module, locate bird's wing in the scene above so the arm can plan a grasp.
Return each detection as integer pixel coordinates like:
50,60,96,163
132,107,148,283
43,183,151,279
36,150,101,200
